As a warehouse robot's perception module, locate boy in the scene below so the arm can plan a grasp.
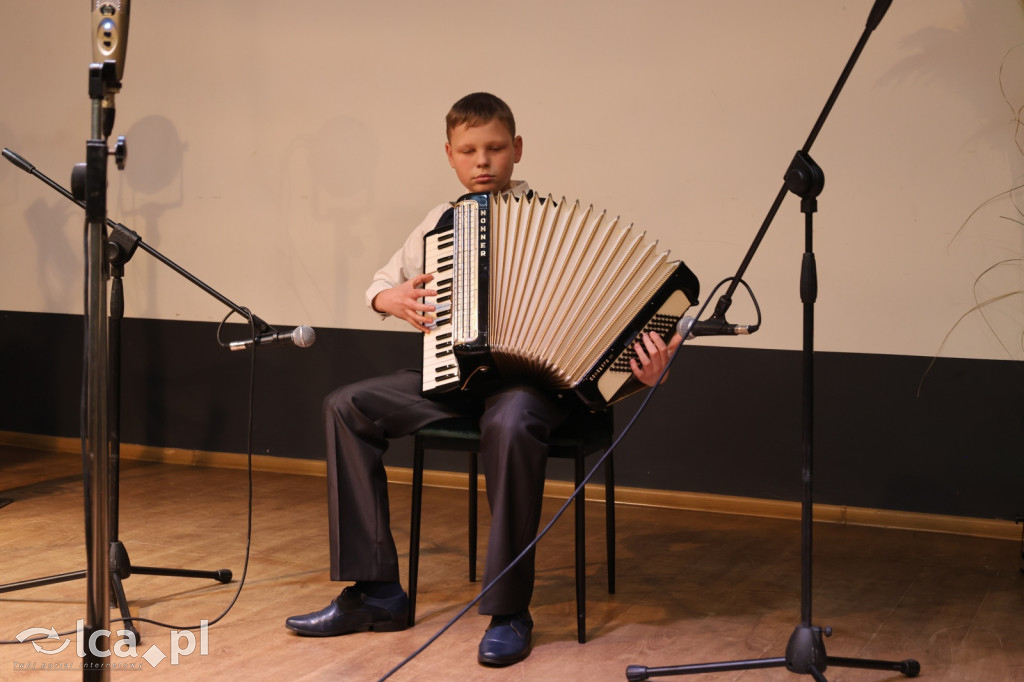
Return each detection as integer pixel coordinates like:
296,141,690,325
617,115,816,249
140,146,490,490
286,92,679,666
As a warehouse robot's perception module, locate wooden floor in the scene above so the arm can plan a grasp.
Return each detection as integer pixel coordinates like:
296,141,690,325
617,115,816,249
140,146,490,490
1,444,1022,681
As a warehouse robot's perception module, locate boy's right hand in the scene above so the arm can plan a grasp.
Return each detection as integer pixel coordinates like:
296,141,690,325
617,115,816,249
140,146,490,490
371,274,438,333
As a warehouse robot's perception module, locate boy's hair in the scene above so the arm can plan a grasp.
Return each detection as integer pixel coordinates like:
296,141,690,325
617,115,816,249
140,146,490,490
445,92,516,141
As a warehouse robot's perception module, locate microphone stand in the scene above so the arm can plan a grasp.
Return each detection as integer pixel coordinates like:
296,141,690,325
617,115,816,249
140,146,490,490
0,146,263,640
81,60,115,681
626,2,919,680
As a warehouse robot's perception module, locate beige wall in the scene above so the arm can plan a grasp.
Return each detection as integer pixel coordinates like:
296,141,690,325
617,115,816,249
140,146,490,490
1,0,1022,361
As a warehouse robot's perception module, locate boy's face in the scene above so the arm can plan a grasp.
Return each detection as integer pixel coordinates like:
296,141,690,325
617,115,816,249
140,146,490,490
445,119,522,194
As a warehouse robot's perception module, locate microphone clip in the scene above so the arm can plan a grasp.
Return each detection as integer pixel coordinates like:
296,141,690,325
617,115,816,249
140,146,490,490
89,62,122,139
89,61,121,101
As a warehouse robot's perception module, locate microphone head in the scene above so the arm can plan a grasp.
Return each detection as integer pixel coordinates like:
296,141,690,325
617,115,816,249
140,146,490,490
92,0,130,81
291,325,317,348
676,316,696,339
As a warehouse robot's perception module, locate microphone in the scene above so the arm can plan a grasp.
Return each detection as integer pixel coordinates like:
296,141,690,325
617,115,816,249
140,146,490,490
92,0,130,82
677,316,757,338
228,325,317,351
92,0,131,137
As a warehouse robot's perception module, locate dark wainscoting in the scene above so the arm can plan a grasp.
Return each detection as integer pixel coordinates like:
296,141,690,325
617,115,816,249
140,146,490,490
2,310,1021,520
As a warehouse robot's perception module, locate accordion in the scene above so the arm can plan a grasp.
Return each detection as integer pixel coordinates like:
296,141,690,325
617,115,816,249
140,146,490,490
421,191,700,410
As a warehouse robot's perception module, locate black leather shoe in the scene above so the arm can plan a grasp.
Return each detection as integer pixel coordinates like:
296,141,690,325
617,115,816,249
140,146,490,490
285,586,409,636
477,611,533,666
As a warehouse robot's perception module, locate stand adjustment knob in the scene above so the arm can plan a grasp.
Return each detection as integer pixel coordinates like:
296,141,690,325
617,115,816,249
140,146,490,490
71,162,87,201
112,135,127,170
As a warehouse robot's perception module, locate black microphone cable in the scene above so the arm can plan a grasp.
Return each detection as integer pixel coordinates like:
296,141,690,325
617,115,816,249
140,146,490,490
104,305,260,630
377,277,759,680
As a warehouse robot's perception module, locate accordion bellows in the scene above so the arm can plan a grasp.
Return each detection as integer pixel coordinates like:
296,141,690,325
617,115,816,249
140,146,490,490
422,191,699,409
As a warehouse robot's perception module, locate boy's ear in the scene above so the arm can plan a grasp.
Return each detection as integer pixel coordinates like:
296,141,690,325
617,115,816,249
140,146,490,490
513,135,523,163
445,141,455,169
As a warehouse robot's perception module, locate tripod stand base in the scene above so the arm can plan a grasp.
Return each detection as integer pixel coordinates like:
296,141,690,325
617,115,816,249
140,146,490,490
626,657,920,681
626,658,785,680
109,541,232,642
0,541,232,644
624,625,920,680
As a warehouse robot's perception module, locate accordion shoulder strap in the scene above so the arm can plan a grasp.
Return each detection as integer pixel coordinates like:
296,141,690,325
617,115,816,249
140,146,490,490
433,206,454,232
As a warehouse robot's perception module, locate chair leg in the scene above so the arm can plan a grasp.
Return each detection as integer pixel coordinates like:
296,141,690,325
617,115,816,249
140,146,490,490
574,449,587,644
408,439,425,628
605,450,615,595
468,452,478,583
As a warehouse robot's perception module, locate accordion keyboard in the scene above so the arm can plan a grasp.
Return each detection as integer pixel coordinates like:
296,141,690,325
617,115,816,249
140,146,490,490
421,227,460,394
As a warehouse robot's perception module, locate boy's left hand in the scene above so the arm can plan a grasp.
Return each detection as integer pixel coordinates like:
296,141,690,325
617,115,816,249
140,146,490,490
629,331,682,386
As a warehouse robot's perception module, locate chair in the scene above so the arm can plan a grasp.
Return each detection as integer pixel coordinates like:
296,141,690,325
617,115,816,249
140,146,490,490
407,408,615,644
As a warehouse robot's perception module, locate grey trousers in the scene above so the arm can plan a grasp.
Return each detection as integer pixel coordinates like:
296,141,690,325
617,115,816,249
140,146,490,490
324,368,569,615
